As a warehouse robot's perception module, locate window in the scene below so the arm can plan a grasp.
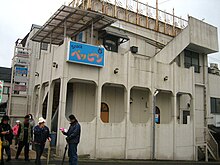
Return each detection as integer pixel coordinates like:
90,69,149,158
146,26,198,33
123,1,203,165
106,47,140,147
211,97,220,114
103,35,119,52
41,43,48,51
3,87,9,94
184,50,200,73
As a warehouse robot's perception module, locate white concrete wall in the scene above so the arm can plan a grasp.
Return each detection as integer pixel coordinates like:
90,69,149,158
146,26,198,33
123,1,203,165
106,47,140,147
101,85,125,123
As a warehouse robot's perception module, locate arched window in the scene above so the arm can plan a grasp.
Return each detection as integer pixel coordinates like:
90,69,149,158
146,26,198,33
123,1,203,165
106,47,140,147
101,102,109,123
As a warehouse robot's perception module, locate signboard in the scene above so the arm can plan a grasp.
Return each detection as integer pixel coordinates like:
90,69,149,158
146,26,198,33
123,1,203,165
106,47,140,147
15,67,28,75
67,41,104,67
0,80,4,103
14,84,26,91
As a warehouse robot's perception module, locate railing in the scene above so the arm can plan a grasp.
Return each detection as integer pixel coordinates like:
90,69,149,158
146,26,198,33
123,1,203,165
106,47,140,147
207,128,219,160
68,0,188,36
195,127,219,160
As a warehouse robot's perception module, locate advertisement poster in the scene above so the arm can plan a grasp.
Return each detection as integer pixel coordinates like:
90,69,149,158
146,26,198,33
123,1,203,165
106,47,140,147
68,41,104,67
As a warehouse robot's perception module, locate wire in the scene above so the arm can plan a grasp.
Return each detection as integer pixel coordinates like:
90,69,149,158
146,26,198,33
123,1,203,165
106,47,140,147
159,0,172,4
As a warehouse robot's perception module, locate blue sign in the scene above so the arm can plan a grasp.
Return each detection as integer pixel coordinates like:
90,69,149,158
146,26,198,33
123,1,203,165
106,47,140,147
68,41,104,67
15,67,28,75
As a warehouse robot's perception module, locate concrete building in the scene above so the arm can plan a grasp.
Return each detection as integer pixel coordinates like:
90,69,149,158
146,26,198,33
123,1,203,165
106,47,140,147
13,0,220,161
0,67,11,114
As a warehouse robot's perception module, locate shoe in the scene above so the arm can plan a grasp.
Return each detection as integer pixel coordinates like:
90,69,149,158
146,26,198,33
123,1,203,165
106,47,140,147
6,158,11,162
25,159,30,162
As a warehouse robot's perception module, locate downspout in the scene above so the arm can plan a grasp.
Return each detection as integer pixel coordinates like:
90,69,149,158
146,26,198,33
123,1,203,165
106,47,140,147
152,90,159,160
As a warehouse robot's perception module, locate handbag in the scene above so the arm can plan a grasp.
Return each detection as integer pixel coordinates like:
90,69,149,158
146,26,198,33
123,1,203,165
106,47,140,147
2,138,9,147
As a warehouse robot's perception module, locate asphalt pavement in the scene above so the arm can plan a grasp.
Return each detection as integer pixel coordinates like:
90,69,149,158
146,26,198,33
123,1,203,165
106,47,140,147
1,159,220,165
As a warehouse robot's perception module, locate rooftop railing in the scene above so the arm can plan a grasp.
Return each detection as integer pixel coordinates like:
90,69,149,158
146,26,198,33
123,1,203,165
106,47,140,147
69,0,188,36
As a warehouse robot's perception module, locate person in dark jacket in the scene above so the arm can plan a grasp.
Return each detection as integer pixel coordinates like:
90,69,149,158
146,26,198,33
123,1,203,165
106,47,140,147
34,117,51,165
15,115,33,161
62,115,81,165
0,115,13,162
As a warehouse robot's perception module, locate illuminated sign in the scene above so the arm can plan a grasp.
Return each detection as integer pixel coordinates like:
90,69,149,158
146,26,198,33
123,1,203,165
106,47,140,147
0,80,4,103
67,41,104,67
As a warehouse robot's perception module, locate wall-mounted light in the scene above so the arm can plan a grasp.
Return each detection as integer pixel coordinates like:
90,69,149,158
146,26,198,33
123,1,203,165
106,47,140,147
114,68,119,74
35,72,39,77
53,62,58,68
164,76,168,81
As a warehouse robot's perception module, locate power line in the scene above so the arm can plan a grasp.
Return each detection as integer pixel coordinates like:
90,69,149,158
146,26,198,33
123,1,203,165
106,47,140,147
159,0,172,4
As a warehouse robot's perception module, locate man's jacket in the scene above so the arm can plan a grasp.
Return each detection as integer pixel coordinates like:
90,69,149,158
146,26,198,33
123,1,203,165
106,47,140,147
64,121,81,144
33,125,50,144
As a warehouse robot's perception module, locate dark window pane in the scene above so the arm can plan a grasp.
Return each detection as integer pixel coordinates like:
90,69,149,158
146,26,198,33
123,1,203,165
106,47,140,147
210,97,216,113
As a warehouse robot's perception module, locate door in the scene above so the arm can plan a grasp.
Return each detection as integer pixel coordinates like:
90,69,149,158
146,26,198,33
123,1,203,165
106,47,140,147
101,102,109,123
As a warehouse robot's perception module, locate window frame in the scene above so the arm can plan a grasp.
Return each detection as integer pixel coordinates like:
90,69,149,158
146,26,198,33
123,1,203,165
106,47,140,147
210,97,220,114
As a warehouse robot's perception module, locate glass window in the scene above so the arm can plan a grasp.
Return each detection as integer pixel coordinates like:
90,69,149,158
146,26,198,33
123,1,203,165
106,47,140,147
210,97,220,114
184,50,200,73
103,35,119,53
41,43,48,51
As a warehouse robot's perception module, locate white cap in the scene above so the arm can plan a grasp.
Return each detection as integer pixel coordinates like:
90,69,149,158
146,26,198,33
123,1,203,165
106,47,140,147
38,117,46,124
16,120,20,123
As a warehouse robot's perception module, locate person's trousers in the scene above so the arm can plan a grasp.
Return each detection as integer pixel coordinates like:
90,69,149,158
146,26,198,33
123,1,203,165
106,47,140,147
35,143,45,165
68,143,78,165
16,141,29,160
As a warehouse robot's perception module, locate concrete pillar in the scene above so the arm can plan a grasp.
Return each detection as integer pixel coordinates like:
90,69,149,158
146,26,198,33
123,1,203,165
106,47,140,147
173,95,177,160
94,84,102,158
56,77,68,156
36,85,43,119
124,86,130,159
46,82,54,129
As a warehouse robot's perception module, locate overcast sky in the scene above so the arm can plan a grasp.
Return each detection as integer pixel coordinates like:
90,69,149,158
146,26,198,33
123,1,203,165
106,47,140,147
0,0,219,68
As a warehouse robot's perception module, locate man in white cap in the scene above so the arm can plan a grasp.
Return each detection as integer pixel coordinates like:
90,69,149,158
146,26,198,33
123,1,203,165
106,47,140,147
33,117,51,165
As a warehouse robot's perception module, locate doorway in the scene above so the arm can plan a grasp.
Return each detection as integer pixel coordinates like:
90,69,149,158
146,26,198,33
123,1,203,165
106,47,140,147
101,102,109,123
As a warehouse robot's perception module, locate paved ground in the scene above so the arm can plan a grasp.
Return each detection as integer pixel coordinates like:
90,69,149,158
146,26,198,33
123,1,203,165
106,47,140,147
1,159,220,165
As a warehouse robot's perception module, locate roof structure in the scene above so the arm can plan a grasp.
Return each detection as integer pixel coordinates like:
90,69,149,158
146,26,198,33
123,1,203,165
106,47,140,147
31,5,117,45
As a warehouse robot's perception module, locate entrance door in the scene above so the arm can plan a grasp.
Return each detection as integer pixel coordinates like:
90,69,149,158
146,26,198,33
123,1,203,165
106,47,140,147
101,102,109,123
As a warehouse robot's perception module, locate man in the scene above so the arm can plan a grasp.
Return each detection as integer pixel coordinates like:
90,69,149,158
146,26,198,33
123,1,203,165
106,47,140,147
34,117,51,165
15,115,33,161
0,115,13,162
62,115,81,165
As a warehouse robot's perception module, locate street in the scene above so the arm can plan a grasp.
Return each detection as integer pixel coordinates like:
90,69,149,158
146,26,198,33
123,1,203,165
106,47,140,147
2,159,220,165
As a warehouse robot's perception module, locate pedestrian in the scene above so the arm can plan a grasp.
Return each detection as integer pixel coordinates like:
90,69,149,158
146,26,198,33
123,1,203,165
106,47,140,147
28,114,35,127
15,115,33,161
61,114,81,165
0,115,13,162
33,117,51,165
12,120,20,148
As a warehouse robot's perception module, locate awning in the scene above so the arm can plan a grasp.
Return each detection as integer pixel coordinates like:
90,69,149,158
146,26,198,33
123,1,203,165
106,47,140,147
31,5,117,45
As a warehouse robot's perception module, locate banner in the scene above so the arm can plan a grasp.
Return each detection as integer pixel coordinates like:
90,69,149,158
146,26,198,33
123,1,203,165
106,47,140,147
0,80,4,103
67,41,104,67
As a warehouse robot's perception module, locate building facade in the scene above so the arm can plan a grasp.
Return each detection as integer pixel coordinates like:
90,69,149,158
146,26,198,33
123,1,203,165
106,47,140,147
0,67,11,114
13,0,220,161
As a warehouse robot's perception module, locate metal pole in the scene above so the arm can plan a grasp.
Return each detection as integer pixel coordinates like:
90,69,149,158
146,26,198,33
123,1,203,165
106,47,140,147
152,90,159,160
64,19,67,40
91,21,93,45
155,0,159,31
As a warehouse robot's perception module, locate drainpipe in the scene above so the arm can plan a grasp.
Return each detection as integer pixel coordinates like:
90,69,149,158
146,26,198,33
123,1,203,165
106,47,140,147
152,90,159,160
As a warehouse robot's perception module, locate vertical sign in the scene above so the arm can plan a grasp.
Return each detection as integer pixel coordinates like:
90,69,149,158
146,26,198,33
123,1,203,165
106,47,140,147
0,80,4,103
67,41,104,67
